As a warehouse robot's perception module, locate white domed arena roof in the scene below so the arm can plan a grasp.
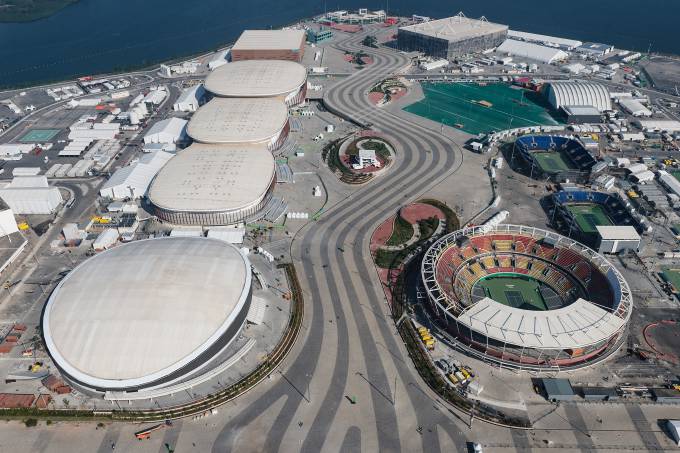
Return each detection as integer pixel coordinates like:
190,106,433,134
42,237,251,390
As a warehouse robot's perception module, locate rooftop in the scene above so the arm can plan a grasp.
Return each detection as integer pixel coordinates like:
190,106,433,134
596,225,641,241
148,144,275,213
399,13,507,41
43,237,251,388
233,29,305,51
205,60,307,98
456,297,627,349
187,98,288,144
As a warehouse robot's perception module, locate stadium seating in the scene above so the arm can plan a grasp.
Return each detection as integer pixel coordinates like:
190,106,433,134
515,135,595,173
552,190,644,235
434,230,620,315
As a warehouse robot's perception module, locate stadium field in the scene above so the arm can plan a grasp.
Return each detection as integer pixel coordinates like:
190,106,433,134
476,273,548,311
661,267,680,293
532,151,575,173
566,204,613,234
671,171,680,183
20,129,60,142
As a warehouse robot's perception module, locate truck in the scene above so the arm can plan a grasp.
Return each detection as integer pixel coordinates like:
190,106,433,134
134,421,172,440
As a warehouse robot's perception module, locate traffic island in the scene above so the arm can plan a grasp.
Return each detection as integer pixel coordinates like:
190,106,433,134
322,133,394,184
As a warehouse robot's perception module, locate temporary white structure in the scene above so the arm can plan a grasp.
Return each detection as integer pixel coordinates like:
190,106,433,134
0,176,63,214
143,118,188,144
173,85,205,112
99,151,173,200
496,39,568,64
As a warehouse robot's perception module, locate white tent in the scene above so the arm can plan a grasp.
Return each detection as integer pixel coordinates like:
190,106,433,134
143,118,188,144
496,39,568,64
0,176,63,214
99,151,173,200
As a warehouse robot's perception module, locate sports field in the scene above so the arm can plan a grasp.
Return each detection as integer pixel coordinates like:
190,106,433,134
661,267,680,293
20,129,60,142
532,151,575,173
476,273,548,311
566,204,613,234
403,83,562,135
671,170,680,183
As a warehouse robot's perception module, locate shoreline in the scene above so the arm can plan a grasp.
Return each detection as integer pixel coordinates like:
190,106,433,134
2,12,680,93
0,14,314,92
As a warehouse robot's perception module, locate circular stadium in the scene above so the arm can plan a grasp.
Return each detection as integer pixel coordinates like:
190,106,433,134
513,135,597,182
187,98,290,151
421,224,632,370
148,143,276,226
42,237,252,395
205,60,308,106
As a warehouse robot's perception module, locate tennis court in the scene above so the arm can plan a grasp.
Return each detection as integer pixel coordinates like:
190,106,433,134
20,129,60,142
661,267,680,293
403,82,562,135
532,151,575,173
566,204,613,234
476,273,548,311
671,171,680,183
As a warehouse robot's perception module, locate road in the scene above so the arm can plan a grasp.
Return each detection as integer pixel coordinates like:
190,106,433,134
209,27,471,452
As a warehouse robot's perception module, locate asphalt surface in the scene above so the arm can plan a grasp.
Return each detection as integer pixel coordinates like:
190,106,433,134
209,28,471,452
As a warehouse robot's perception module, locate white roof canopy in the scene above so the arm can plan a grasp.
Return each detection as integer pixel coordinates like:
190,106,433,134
457,297,626,349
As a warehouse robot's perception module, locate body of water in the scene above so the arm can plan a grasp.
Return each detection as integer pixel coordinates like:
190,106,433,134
0,0,678,88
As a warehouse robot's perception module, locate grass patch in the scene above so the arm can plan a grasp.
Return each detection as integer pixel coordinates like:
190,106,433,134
386,215,414,246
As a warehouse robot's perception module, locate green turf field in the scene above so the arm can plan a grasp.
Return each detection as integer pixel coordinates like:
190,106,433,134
532,151,575,173
671,171,680,183
20,129,60,142
661,267,680,293
476,273,548,311
566,204,613,234
403,83,562,135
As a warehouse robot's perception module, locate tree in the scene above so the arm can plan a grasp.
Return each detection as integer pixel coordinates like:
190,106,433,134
362,35,378,48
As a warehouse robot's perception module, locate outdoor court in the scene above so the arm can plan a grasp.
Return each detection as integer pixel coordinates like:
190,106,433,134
661,267,680,292
532,151,575,174
19,129,60,142
671,170,680,183
566,204,613,234
403,82,562,135
476,273,548,311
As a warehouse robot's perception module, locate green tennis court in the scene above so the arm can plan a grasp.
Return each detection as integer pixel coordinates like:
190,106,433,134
566,204,613,234
671,171,680,183
20,129,60,142
532,151,575,173
661,267,680,293
475,273,548,311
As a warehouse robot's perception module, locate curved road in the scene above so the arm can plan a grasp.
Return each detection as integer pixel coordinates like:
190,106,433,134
212,28,472,452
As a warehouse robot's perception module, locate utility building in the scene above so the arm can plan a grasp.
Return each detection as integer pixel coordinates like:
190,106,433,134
596,226,641,254
231,30,306,62
397,12,508,60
